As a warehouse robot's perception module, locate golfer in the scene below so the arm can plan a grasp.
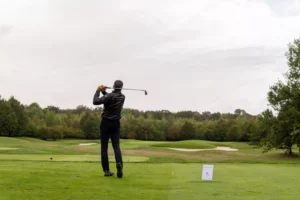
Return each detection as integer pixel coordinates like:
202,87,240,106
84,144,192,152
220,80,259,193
93,80,125,178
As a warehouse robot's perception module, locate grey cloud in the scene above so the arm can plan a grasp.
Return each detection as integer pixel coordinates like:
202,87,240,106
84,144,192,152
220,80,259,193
265,0,300,17
0,0,299,115
126,46,286,82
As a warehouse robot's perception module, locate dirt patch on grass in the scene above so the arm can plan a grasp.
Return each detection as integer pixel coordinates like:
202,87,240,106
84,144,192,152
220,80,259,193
39,143,59,147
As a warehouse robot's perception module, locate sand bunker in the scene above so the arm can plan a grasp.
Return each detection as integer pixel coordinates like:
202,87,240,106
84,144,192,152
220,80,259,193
0,147,19,150
79,143,97,146
168,146,238,152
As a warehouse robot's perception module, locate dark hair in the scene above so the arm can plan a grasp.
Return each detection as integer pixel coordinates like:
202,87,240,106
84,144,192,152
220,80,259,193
113,80,123,90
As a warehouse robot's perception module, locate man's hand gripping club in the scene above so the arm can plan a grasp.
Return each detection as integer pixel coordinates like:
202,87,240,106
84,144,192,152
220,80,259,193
97,85,107,92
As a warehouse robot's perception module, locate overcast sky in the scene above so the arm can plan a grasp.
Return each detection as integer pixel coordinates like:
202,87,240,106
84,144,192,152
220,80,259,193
1,0,300,115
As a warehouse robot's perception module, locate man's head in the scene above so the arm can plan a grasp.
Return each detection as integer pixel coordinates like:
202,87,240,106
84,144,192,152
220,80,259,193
113,80,123,91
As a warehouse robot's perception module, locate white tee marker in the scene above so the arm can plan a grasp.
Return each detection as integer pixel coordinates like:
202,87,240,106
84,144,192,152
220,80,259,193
202,164,214,181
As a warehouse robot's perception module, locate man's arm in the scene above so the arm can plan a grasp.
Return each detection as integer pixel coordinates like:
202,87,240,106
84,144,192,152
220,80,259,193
93,86,110,105
101,90,108,95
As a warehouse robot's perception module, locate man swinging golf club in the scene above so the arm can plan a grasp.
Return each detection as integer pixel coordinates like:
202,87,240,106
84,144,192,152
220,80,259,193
93,80,125,178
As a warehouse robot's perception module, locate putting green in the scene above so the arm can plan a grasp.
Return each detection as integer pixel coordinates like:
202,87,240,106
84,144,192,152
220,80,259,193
0,154,149,162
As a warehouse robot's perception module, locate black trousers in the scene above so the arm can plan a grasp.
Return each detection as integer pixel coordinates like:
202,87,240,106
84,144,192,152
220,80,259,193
100,118,123,171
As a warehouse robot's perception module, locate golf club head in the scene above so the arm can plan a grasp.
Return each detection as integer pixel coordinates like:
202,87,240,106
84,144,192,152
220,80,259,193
144,91,148,95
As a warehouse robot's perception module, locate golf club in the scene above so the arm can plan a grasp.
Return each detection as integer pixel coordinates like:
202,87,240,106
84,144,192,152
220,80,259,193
106,87,148,95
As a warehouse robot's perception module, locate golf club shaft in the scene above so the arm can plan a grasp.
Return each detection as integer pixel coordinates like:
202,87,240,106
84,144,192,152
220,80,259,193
107,87,145,92
106,87,148,95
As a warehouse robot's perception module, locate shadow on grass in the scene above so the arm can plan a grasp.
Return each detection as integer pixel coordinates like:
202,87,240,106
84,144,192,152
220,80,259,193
188,180,221,184
266,153,300,159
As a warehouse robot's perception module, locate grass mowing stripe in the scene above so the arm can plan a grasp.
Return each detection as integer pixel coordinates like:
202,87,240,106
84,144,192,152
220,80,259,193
0,154,149,162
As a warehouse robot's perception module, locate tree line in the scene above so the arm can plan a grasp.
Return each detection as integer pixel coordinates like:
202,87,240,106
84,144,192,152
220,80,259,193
0,97,260,142
0,37,299,155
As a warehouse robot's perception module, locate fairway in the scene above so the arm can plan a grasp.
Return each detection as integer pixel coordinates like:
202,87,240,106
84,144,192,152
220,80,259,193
1,137,300,199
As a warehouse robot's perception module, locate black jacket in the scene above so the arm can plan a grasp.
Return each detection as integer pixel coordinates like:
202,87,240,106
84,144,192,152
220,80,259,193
93,90,125,120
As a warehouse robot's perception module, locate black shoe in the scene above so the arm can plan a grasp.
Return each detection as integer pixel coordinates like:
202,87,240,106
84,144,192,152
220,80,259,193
116,163,123,178
104,170,115,176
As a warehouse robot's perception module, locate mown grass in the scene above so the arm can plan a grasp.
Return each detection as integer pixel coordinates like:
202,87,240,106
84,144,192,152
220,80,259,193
0,137,164,154
0,154,149,162
151,140,300,155
151,140,217,149
1,161,300,200
1,137,300,199
149,139,260,151
0,137,82,155
1,137,300,164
